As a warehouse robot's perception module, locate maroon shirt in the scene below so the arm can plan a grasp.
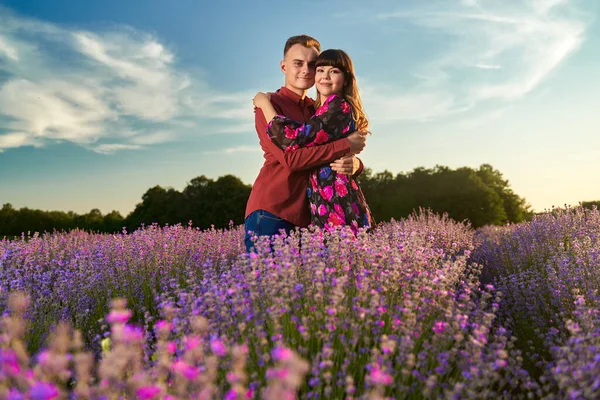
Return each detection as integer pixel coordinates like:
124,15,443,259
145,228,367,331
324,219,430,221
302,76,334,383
245,87,352,227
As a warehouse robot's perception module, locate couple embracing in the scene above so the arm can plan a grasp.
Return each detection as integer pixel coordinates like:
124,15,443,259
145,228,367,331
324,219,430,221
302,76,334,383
244,35,374,252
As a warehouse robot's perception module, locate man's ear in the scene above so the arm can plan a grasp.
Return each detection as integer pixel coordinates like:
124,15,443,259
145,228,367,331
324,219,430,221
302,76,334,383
280,60,286,74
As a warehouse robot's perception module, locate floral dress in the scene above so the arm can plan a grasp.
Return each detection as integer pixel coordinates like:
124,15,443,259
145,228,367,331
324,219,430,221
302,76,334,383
266,94,373,234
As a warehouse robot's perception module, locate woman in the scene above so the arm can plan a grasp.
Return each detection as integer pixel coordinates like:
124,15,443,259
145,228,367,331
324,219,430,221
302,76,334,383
253,49,373,234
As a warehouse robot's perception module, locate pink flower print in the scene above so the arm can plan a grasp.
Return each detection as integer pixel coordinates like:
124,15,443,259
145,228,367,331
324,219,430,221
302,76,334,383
322,186,334,201
284,144,299,153
334,204,345,220
328,212,344,226
310,175,318,190
284,125,298,139
340,101,351,114
351,180,359,190
315,102,329,116
351,203,360,216
337,174,349,183
310,203,317,215
335,181,348,197
318,204,328,216
314,129,329,144
342,125,350,134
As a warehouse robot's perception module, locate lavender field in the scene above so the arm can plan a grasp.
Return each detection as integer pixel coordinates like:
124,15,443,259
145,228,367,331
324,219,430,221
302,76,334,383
1,208,599,399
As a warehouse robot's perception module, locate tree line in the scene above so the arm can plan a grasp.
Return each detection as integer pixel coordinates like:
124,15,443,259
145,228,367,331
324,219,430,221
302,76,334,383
3,163,586,237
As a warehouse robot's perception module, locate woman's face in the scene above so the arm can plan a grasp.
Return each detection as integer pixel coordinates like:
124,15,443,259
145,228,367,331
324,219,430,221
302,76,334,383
315,66,345,98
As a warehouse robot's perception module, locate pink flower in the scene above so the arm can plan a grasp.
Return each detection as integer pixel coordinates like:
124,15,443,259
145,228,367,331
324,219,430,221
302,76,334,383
225,389,238,400
272,346,293,361
210,338,227,356
310,203,317,215
136,385,162,400
351,180,358,190
337,174,349,183
315,102,329,116
106,309,132,324
343,125,350,133
122,325,144,343
322,186,334,202
172,360,200,380
185,335,202,351
155,320,172,332
340,101,351,114
1,349,21,375
370,367,393,385
318,204,328,216
351,203,360,216
328,212,344,226
29,382,59,400
334,204,345,220
37,351,50,366
335,181,348,197
314,130,329,144
432,321,447,334
284,125,298,139
166,341,177,354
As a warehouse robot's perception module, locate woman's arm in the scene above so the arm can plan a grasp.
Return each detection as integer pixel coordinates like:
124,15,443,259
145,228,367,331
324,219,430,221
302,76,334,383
267,94,354,152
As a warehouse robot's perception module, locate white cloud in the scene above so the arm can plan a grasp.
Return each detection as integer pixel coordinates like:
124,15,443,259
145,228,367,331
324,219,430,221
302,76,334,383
203,145,261,155
0,35,19,61
0,8,252,153
366,0,587,122
93,143,142,154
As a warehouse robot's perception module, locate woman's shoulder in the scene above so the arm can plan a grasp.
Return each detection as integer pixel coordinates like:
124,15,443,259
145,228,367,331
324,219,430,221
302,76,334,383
325,94,345,104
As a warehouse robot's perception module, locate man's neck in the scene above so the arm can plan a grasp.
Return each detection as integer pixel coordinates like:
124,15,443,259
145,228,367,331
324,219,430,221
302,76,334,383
284,85,307,99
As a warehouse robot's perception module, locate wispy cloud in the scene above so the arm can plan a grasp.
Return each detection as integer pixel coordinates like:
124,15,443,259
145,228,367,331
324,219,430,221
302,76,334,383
202,145,261,155
364,0,588,122
0,7,252,153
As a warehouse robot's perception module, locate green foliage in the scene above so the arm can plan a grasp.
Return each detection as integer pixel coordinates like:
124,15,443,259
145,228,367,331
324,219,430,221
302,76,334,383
1,164,534,234
358,164,533,228
581,200,600,210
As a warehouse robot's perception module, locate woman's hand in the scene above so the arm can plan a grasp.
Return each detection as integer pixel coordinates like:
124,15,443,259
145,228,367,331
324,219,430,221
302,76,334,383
253,92,271,109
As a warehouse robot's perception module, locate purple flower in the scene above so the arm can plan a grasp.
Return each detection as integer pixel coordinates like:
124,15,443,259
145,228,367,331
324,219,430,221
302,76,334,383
29,382,59,400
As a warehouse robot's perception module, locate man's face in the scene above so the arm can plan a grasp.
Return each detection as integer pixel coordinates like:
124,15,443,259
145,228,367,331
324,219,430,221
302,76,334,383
281,44,319,94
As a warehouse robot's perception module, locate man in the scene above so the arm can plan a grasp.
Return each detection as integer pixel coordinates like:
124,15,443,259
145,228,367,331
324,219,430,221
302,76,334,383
244,35,367,252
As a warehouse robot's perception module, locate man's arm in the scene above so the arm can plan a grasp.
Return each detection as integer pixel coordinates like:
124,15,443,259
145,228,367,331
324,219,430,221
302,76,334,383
255,108,363,172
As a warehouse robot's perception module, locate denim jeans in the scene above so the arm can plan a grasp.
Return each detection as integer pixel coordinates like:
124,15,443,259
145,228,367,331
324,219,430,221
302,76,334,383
244,210,295,252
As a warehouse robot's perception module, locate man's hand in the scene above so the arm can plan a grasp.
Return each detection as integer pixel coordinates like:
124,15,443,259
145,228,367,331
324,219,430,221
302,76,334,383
346,131,367,154
330,155,360,176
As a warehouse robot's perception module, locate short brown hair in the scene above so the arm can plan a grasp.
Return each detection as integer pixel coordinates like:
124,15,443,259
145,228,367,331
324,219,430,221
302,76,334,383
283,35,321,57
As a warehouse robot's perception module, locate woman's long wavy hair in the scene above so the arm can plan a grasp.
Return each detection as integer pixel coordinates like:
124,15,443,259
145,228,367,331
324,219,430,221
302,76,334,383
314,49,369,132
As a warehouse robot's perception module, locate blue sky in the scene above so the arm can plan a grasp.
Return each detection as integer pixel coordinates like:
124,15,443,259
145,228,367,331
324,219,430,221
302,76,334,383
1,0,598,215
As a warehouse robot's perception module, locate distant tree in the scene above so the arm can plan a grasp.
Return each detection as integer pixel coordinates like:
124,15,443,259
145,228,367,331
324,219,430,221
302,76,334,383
475,164,533,222
359,164,531,228
581,200,600,210
126,186,184,230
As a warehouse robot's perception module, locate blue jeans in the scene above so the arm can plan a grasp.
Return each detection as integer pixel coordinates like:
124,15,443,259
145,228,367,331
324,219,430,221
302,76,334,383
244,210,295,252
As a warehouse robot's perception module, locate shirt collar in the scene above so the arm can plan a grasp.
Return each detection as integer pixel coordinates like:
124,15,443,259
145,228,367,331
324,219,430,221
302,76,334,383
278,86,313,107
